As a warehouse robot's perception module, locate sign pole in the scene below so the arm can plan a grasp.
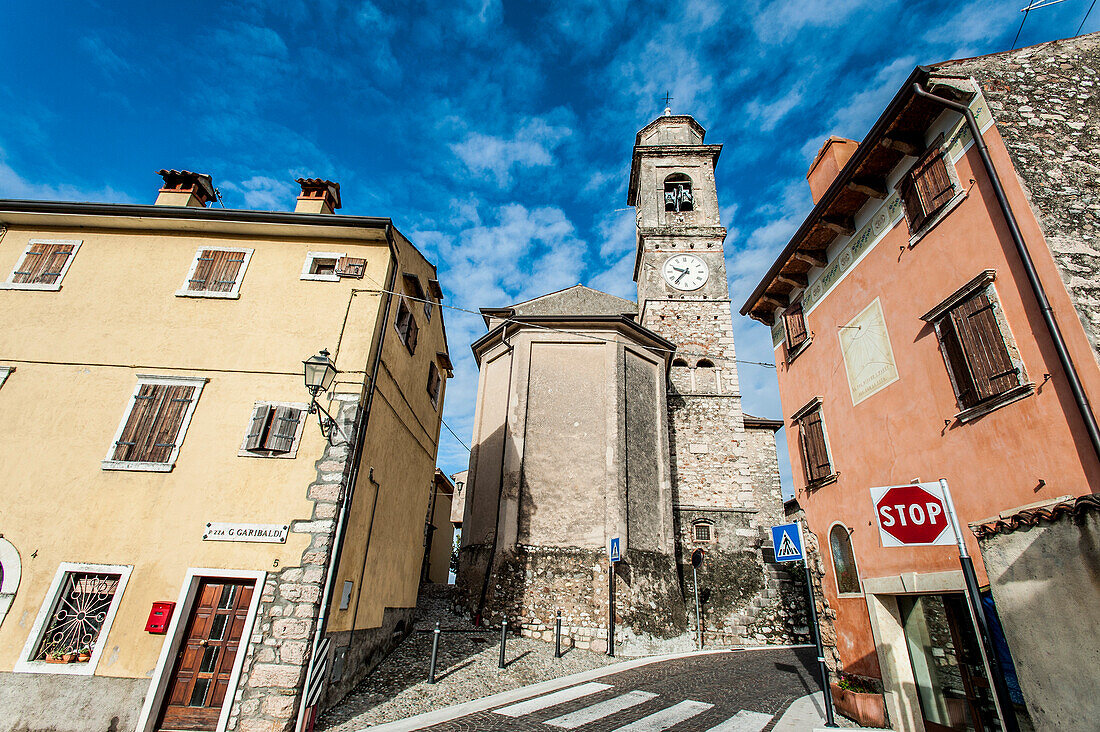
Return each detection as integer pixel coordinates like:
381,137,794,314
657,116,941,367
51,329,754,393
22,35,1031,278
607,561,615,657
939,479,1019,732
801,525,836,728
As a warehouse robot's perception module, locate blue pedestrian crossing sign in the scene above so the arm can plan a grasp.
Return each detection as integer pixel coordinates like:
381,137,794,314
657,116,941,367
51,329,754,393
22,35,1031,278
609,536,621,563
771,523,805,563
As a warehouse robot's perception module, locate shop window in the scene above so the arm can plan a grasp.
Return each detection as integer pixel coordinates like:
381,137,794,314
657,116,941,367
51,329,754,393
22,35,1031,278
16,562,132,674
829,524,861,594
239,402,307,458
1,239,81,291
178,247,253,298
102,375,206,472
921,271,1031,420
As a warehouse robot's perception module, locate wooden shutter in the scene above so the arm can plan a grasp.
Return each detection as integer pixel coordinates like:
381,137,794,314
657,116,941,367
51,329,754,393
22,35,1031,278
145,385,196,462
784,304,807,350
265,406,301,453
950,292,1019,402
939,317,979,409
335,256,366,278
12,243,74,284
244,405,272,451
395,301,411,342
800,410,832,482
113,383,166,461
904,146,955,231
208,250,245,292
189,250,244,292
406,313,419,354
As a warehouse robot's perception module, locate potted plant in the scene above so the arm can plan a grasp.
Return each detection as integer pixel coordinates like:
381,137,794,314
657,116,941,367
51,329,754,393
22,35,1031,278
77,646,92,663
830,672,888,728
43,641,75,664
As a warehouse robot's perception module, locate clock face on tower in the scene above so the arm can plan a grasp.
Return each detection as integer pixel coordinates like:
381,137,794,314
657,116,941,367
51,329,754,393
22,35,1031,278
661,254,709,291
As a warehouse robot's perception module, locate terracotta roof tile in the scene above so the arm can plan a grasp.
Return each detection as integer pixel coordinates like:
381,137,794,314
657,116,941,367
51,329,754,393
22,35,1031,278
971,493,1100,539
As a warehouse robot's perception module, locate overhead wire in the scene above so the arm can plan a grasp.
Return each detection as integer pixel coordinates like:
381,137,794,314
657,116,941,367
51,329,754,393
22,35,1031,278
355,275,778,370
1079,0,1098,34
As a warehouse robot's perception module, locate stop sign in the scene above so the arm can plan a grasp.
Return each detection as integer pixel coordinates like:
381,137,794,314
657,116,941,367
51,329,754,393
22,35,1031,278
872,483,954,547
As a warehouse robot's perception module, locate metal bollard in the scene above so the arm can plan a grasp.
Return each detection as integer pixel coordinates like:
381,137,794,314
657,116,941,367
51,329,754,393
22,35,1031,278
428,622,441,684
554,609,562,659
498,619,507,669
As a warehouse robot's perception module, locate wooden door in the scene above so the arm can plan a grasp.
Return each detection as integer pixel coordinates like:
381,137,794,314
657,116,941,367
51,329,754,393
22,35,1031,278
157,579,254,731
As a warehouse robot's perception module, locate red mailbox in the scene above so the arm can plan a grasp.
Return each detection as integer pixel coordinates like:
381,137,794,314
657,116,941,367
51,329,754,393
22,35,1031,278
145,602,175,634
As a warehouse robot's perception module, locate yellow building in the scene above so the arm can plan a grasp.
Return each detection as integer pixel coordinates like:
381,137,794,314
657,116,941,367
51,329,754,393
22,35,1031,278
0,172,451,732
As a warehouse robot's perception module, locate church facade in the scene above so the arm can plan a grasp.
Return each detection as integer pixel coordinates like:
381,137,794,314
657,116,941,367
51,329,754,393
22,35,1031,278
457,112,805,653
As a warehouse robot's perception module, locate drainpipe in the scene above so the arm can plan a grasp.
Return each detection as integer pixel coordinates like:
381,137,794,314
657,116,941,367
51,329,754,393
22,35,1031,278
912,82,1100,464
295,225,400,731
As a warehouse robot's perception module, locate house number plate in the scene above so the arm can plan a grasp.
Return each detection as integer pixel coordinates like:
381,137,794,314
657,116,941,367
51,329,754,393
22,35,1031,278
203,522,289,543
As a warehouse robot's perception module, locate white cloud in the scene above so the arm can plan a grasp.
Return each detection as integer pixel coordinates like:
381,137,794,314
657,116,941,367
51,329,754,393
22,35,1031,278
450,117,573,188
752,0,882,44
0,154,133,203
219,176,298,210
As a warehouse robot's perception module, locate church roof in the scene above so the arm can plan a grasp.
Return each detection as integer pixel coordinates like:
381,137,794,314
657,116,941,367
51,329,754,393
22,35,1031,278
480,284,637,326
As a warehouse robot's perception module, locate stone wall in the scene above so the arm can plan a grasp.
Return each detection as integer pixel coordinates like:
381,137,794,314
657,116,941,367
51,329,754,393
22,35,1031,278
0,673,148,732
975,496,1100,731
458,544,687,655
227,398,358,732
937,33,1100,362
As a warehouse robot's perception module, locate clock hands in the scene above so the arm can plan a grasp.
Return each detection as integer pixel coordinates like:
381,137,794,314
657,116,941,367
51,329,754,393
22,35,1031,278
673,268,690,284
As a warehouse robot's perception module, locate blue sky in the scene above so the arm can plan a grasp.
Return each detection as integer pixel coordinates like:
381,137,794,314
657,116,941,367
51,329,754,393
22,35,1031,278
2,1,1095,492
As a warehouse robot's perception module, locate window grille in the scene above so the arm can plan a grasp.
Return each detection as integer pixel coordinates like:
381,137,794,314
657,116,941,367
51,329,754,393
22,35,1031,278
34,572,120,661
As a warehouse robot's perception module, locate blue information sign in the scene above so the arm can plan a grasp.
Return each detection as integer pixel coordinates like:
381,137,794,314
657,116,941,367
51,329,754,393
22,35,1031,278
609,537,621,563
770,523,805,563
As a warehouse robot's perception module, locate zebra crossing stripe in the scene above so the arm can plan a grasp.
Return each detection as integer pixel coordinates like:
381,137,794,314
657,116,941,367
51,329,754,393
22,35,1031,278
702,709,773,732
610,699,715,731
494,682,612,718
545,690,658,729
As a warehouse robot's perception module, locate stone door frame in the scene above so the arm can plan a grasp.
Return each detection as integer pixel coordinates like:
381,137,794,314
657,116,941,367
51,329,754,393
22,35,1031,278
135,567,267,732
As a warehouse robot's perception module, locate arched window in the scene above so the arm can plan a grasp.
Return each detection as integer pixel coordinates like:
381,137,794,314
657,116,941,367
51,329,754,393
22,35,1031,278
664,173,694,212
672,357,689,367
693,521,714,542
829,524,861,594
0,538,22,628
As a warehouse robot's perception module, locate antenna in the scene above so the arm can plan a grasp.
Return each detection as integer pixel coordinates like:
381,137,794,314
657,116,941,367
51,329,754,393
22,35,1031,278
1012,0,1073,49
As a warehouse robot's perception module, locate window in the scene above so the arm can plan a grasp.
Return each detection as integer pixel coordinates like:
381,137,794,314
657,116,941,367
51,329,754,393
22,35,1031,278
693,521,713,542
664,173,694,212
178,247,253,298
829,524,861,594
424,298,435,321
0,537,20,629
783,301,809,354
102,375,206,472
1,239,81,291
239,402,307,458
899,136,958,234
922,271,1029,419
16,562,132,675
793,397,835,486
427,362,442,408
301,252,366,281
394,298,419,355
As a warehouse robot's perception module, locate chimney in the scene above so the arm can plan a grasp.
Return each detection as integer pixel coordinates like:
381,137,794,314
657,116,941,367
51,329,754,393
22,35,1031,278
155,170,215,207
295,178,341,214
806,137,859,205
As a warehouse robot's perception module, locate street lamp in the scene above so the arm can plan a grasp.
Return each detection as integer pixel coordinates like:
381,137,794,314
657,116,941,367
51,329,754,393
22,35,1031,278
302,349,345,444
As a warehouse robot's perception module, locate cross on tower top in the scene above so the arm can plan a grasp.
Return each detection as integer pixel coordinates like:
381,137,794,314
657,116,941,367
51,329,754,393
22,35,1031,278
662,91,673,115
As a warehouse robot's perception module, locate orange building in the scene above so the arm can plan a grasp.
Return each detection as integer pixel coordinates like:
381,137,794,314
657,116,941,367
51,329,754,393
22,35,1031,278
741,37,1100,732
